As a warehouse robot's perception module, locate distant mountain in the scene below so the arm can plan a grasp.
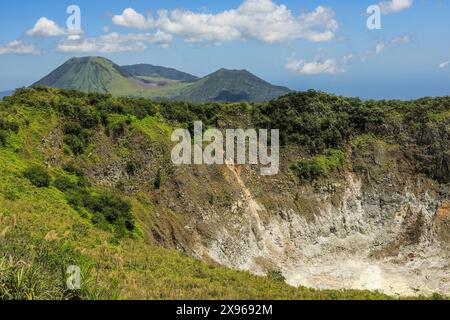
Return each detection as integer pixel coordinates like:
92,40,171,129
175,68,292,102
121,64,198,82
0,90,12,99
33,57,292,102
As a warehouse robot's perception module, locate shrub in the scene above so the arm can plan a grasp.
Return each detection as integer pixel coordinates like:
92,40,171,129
0,119,19,133
62,163,89,187
109,119,131,139
0,130,7,146
291,159,323,181
64,134,85,155
319,149,347,171
63,121,83,136
63,163,84,177
0,119,19,146
125,161,138,176
62,184,135,234
24,166,51,188
85,193,134,232
154,168,163,189
267,270,286,282
291,149,346,181
54,175,77,191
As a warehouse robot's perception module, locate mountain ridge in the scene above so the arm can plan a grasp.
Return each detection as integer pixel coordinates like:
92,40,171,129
121,63,198,82
32,56,292,102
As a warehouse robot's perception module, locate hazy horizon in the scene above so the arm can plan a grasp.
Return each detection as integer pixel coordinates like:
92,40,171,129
1,0,449,99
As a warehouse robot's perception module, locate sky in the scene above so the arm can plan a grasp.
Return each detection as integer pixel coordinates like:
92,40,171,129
0,0,449,99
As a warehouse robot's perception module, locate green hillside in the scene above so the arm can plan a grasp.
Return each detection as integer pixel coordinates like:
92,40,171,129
176,68,292,102
33,57,133,93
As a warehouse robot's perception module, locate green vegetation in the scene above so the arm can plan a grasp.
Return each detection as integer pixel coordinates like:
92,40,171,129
34,57,128,94
175,68,292,102
32,57,291,102
257,91,355,152
0,118,19,147
154,168,163,189
267,270,286,282
55,168,137,236
291,149,346,181
24,166,51,188
0,232,101,300
1,86,449,300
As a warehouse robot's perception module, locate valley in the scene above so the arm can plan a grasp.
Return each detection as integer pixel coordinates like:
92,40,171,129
0,87,449,299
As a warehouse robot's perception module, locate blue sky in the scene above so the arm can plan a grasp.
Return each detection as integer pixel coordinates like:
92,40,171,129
0,0,449,99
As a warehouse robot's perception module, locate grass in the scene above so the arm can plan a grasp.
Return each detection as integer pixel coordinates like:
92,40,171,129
352,134,381,151
132,115,172,142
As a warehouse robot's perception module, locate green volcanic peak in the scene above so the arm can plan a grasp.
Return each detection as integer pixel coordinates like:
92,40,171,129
33,56,131,93
176,68,292,102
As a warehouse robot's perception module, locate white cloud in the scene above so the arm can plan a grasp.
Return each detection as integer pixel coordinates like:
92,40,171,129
0,40,41,55
343,54,354,64
27,17,65,37
112,8,154,29
439,61,450,69
375,41,385,54
285,56,344,75
391,34,411,45
57,31,172,53
379,0,413,15
361,34,411,62
112,0,339,44
67,34,82,41
150,30,173,48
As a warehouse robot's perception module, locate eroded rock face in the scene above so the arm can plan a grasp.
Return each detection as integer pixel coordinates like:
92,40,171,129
190,165,449,296
70,114,449,296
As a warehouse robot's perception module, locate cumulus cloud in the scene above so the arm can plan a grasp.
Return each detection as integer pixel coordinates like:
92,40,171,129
57,31,172,53
112,8,154,29
150,30,173,48
439,61,450,69
0,40,41,55
379,0,413,15
112,0,339,44
285,56,345,75
27,17,65,37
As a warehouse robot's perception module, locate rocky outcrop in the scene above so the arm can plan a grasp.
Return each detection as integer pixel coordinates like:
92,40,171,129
192,166,449,296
